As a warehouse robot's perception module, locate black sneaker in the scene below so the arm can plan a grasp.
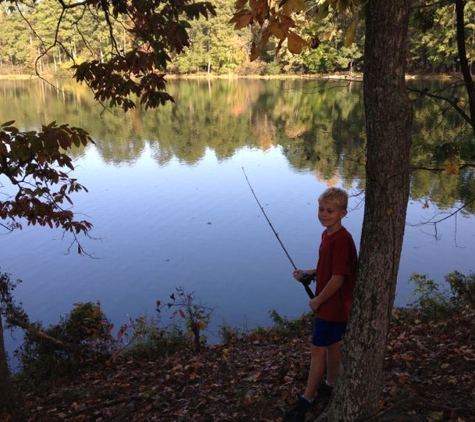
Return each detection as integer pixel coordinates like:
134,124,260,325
283,395,314,422
317,380,334,399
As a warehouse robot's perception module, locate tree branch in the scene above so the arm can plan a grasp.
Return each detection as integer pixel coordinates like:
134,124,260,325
407,85,473,127
8,316,82,352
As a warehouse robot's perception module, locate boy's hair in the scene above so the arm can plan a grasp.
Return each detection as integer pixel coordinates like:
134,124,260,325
318,187,349,210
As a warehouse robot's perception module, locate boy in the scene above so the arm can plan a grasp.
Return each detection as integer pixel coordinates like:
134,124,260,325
284,187,358,422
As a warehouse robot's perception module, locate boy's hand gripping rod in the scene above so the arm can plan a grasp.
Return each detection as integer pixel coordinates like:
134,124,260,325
242,167,314,299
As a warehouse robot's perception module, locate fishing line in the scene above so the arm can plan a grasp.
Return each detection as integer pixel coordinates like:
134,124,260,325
242,167,314,299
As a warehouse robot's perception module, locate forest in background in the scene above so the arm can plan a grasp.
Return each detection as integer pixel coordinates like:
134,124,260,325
0,0,474,77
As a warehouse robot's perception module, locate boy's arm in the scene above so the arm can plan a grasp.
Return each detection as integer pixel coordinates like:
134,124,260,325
309,275,344,313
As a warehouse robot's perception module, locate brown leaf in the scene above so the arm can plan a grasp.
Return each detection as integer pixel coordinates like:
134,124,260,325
281,0,306,15
287,31,307,54
229,10,253,29
270,21,288,40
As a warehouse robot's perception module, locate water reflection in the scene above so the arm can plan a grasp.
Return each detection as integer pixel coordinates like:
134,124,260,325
0,79,474,353
3,78,473,213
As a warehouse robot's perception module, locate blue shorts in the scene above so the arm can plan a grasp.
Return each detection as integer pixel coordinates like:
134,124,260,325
311,318,347,347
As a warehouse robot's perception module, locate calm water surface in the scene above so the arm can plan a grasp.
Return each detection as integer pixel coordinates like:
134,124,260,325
1,78,474,359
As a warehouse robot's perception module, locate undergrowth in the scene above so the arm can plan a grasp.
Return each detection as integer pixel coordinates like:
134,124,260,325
7,270,475,390
399,270,475,321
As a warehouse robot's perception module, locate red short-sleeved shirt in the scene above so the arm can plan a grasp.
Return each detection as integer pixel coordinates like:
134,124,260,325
315,226,357,322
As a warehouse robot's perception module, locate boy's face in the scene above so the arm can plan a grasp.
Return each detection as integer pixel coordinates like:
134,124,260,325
318,200,347,232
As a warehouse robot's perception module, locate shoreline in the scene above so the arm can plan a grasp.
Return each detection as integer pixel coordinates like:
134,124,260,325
0,71,459,82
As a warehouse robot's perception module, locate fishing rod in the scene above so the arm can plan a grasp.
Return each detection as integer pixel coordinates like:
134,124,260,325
242,167,314,299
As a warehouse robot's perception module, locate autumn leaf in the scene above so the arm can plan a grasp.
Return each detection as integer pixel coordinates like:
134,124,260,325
249,32,266,61
117,325,127,339
229,9,253,30
444,158,459,175
270,20,288,40
281,0,306,15
287,31,307,54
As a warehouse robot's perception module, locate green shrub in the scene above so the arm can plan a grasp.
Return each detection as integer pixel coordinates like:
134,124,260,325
218,319,243,344
115,314,189,360
269,309,313,334
15,302,114,384
445,270,475,309
120,287,214,358
407,271,474,321
263,61,282,76
237,60,266,76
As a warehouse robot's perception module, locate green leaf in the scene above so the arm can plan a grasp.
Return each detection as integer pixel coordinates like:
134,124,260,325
344,20,358,47
316,2,330,20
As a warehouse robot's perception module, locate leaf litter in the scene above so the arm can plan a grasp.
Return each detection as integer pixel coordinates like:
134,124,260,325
13,311,475,421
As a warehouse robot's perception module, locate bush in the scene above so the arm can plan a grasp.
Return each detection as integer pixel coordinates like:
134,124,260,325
15,302,114,384
115,314,189,360
445,270,475,309
13,288,216,384
263,61,282,76
118,287,214,359
269,309,314,334
236,60,267,76
406,271,474,321
163,287,214,352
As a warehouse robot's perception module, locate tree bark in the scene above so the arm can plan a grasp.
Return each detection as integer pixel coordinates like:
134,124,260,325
0,313,16,412
454,0,475,140
318,1,413,420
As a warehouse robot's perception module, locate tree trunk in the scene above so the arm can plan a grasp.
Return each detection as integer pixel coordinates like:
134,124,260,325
454,0,475,140
0,313,16,412
318,1,413,420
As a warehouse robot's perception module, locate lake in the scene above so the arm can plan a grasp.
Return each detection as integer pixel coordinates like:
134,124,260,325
1,78,474,357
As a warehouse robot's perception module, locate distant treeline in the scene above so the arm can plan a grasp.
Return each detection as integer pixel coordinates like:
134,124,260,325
0,0,474,76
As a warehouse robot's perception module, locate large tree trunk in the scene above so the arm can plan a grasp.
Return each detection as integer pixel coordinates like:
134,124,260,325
0,313,16,412
318,1,413,420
